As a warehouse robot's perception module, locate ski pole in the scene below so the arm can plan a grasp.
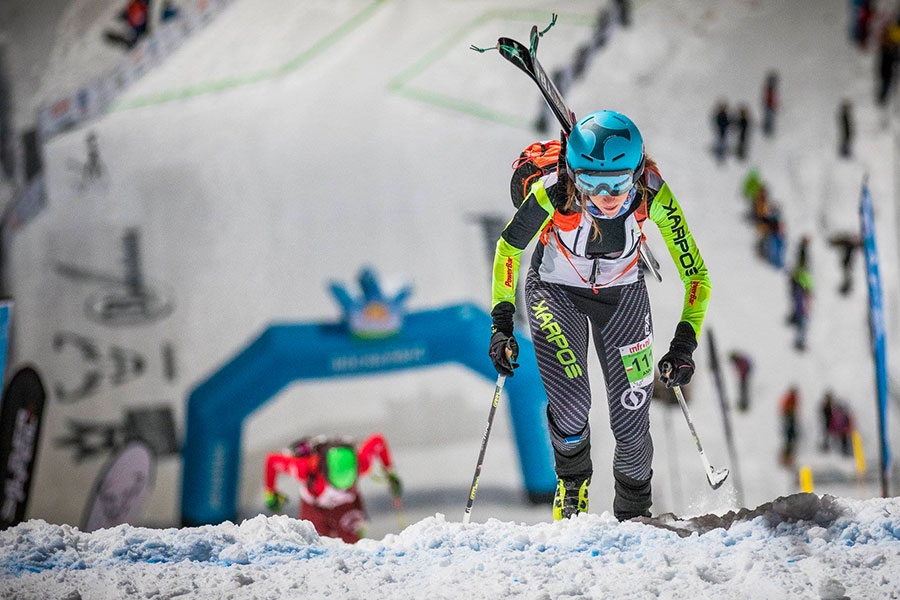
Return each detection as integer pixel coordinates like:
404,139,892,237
463,372,507,524
672,384,730,489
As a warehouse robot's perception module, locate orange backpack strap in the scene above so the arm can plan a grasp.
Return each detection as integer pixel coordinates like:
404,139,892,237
634,196,649,228
510,140,562,209
539,209,579,246
634,164,661,230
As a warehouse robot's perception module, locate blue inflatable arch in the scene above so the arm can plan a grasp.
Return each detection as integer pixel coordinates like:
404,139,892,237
180,303,556,526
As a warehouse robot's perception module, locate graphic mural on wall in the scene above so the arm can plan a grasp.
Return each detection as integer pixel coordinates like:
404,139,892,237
55,405,179,463
55,227,174,327
52,331,146,403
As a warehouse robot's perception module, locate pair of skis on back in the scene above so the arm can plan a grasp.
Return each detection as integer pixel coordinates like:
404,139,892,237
467,17,729,502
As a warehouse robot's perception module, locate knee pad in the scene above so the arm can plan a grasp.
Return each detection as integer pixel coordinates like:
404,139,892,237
547,408,593,477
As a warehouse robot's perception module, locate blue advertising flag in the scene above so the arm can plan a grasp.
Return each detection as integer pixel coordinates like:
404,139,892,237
0,301,10,387
859,181,891,497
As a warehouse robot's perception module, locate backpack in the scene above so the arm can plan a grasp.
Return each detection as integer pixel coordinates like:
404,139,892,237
510,139,562,208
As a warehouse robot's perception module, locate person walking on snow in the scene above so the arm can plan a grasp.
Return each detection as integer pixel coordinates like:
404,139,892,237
762,71,779,136
780,386,800,466
787,236,813,351
712,101,730,163
838,100,854,158
263,433,402,543
734,104,751,160
728,351,754,412
828,231,862,295
488,110,711,522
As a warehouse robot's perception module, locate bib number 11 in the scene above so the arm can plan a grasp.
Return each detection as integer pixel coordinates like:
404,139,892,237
618,334,653,389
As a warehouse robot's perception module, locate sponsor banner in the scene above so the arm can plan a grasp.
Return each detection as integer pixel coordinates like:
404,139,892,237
82,440,156,532
859,182,891,493
37,0,236,141
1,173,46,235
0,302,10,383
0,366,46,529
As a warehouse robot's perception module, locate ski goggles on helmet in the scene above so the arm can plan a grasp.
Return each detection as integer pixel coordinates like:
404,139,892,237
570,168,637,197
324,446,358,490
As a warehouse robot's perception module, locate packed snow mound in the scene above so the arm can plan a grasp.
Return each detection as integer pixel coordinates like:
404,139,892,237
1,493,899,599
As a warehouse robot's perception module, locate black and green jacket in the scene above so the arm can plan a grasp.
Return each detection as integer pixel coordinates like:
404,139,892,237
491,167,711,339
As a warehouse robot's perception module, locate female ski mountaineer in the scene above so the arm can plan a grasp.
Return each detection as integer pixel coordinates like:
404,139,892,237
488,110,711,521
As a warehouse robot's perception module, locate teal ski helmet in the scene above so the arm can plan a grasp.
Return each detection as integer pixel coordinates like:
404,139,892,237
566,110,644,197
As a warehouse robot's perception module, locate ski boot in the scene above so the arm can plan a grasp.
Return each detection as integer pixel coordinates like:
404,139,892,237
613,470,652,521
553,476,590,520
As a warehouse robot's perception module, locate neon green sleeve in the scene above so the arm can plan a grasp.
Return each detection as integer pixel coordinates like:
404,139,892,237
648,183,711,339
491,182,556,310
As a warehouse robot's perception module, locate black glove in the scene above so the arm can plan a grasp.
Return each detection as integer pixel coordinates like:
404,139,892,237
489,330,519,376
264,489,286,512
490,299,519,376
550,132,572,212
658,321,698,388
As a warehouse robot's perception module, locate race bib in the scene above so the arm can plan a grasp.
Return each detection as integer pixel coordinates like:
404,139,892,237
618,334,653,389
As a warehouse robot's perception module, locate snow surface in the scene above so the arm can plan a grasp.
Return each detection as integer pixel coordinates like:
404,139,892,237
2,494,900,599
2,0,900,597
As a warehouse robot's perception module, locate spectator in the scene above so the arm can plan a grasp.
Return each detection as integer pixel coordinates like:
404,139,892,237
820,391,835,451
787,236,813,351
827,232,862,295
762,71,779,136
762,204,786,268
876,19,900,107
728,351,754,411
82,132,103,181
750,188,785,269
780,386,800,467
263,434,402,543
851,0,874,48
122,0,149,46
104,0,179,50
734,104,751,160
838,100,854,158
712,101,730,163
741,166,763,209
829,403,854,456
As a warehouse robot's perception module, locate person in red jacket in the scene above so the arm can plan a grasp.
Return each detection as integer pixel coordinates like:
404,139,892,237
263,433,402,543
779,387,800,467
